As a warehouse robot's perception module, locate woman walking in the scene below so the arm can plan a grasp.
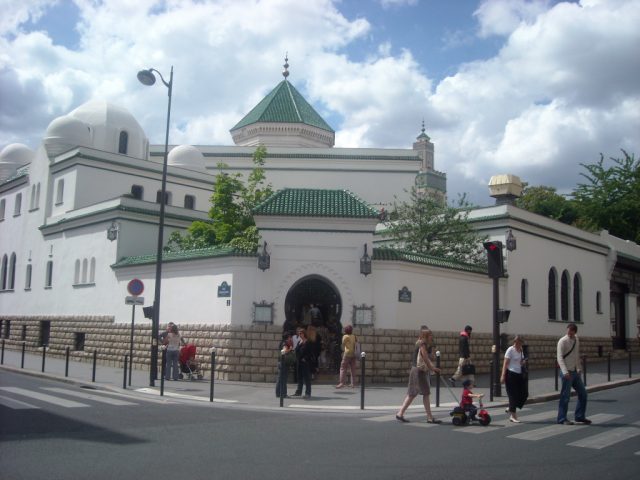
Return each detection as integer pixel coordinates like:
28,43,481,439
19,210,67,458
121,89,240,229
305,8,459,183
163,323,182,381
335,325,357,388
396,327,441,424
500,334,528,422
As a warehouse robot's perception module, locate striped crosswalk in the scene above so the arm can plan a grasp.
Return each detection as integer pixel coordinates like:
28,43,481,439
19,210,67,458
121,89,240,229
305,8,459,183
365,407,640,454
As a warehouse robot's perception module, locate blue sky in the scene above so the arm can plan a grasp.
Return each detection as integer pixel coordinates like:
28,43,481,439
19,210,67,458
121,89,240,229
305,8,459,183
1,0,638,205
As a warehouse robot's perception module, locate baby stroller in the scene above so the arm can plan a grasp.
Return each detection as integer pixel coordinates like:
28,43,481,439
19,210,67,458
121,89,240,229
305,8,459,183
178,344,203,380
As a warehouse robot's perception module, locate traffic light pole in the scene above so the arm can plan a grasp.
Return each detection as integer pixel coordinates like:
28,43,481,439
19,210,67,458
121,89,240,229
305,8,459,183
492,276,502,397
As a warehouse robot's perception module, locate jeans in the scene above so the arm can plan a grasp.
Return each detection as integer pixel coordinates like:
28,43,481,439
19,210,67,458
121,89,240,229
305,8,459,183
295,361,311,396
557,370,587,423
165,349,180,380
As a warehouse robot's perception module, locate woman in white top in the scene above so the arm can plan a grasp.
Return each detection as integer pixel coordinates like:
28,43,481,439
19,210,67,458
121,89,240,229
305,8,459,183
164,324,182,381
500,335,527,423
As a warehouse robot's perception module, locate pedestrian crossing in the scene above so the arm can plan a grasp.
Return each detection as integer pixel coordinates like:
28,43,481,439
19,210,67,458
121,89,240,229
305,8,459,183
365,408,640,453
0,385,174,410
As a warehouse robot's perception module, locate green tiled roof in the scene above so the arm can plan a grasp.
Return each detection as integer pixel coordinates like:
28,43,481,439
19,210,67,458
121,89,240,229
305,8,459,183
253,188,380,218
373,247,487,274
112,245,255,268
231,80,334,133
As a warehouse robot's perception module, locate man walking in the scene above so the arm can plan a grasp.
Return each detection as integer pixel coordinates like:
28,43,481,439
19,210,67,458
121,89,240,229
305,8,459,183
450,325,473,386
557,323,591,425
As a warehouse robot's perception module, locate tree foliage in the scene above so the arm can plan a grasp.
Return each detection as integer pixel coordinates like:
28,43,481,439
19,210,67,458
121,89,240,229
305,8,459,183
385,188,486,264
516,184,578,224
166,146,272,252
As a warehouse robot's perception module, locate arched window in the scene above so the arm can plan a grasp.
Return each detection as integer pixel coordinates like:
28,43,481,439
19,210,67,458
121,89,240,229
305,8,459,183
25,264,32,290
118,131,129,154
30,184,37,210
55,179,64,205
36,183,41,208
520,279,529,305
0,199,5,220
74,259,81,284
596,291,602,313
573,273,582,323
131,185,143,200
184,195,195,209
561,270,570,321
14,193,22,215
8,253,16,290
1,255,7,290
89,257,96,283
548,268,557,320
156,190,171,205
45,261,53,288
81,258,88,284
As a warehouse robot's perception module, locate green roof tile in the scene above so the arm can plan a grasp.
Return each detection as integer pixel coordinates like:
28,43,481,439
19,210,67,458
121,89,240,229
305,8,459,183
231,80,334,133
112,245,255,268
373,247,487,274
252,188,380,218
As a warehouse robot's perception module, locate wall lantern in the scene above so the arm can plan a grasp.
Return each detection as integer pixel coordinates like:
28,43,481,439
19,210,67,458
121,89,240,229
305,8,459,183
258,241,270,271
360,243,372,276
107,221,119,241
506,229,517,252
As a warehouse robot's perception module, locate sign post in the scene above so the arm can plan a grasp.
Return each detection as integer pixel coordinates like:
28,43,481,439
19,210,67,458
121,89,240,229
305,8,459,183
126,279,145,386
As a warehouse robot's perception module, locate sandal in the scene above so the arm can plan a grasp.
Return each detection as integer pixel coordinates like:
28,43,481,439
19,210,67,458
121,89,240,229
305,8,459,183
395,414,409,423
427,418,442,424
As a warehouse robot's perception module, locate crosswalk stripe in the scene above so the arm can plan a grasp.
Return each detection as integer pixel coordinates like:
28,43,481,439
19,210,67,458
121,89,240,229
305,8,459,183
0,394,40,410
567,421,640,450
0,387,89,408
43,387,138,406
508,413,622,441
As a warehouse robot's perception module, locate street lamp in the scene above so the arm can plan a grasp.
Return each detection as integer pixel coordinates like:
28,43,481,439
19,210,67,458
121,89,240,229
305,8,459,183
137,66,173,387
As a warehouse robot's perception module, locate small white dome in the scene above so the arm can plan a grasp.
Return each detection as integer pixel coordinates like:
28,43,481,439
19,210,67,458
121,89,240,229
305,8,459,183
44,115,92,158
168,144,205,169
0,143,34,182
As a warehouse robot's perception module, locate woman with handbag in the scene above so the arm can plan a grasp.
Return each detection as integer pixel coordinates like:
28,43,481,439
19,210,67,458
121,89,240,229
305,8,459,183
500,335,528,423
395,327,442,424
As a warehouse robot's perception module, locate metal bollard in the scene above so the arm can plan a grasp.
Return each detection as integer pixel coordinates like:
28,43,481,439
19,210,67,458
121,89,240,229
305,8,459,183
21,341,26,368
123,355,128,389
607,352,611,382
41,344,47,372
92,350,97,382
279,352,285,408
360,351,366,410
629,350,633,378
210,348,216,403
489,360,494,402
435,351,441,407
582,355,587,386
555,363,559,391
160,348,166,396
1,339,4,364
65,347,70,377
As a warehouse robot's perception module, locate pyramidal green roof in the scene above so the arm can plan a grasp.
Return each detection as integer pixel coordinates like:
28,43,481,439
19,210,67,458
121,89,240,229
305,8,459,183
253,188,380,218
231,80,334,133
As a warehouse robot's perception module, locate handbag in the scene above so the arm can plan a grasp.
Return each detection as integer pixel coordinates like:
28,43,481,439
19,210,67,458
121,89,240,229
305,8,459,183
461,363,476,375
416,349,428,372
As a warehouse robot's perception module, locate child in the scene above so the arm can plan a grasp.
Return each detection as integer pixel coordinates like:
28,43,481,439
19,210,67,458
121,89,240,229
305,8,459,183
460,379,484,421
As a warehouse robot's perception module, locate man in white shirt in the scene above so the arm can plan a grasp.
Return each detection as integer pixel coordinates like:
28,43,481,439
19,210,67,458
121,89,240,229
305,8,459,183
556,323,591,425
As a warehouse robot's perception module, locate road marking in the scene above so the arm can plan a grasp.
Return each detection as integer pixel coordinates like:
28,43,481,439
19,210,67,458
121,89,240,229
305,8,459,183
43,388,138,406
0,387,89,408
135,387,237,403
508,413,622,441
568,421,640,450
0,394,40,410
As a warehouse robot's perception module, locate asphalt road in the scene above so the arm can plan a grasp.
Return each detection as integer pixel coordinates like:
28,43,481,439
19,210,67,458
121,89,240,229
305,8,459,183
1,370,638,480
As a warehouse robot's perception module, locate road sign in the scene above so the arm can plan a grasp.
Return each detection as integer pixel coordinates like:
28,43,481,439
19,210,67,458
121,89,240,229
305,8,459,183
125,296,144,305
127,278,144,296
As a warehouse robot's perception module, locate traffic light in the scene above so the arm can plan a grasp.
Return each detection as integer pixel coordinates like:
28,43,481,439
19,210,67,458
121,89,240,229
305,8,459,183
497,309,511,323
142,306,154,319
483,240,504,278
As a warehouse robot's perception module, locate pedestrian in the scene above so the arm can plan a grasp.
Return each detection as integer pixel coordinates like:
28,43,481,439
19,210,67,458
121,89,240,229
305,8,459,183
395,327,442,424
292,328,313,399
163,323,181,381
460,379,484,421
557,323,591,425
159,321,175,344
335,325,357,389
500,334,527,423
450,325,473,386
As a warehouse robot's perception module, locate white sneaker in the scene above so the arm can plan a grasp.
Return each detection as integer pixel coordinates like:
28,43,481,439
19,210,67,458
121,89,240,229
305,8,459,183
509,416,521,423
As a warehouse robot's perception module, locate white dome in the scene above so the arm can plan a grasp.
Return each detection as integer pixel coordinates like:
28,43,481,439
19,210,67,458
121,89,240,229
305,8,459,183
168,144,205,169
44,115,92,157
0,143,34,182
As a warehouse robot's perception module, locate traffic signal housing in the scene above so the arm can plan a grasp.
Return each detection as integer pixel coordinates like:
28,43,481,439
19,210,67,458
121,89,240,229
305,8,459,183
143,306,154,319
483,240,505,278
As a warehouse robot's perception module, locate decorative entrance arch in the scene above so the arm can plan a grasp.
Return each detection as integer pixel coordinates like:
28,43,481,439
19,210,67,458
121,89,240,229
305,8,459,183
284,275,343,374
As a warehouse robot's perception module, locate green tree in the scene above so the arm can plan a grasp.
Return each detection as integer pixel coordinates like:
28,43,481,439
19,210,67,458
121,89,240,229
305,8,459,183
516,184,578,224
166,146,272,252
386,188,486,264
572,150,640,242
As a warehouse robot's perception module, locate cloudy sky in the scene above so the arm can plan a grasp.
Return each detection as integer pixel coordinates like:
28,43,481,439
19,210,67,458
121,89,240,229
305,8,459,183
1,0,638,204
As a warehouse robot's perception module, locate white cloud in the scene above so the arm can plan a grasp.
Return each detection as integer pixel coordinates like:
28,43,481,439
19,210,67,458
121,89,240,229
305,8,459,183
474,0,551,38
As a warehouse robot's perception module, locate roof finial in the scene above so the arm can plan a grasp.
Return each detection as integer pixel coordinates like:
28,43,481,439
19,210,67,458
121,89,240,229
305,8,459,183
421,119,425,134
282,53,289,79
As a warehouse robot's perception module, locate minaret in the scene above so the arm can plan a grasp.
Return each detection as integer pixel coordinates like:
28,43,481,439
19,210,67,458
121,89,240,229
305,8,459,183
413,121,446,200
413,120,434,171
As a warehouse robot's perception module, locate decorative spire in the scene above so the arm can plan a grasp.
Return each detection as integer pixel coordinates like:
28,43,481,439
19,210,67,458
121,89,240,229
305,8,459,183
421,119,426,135
282,53,289,79
416,119,430,141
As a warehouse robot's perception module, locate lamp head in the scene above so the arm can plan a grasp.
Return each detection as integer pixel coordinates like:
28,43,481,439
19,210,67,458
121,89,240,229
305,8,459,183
137,69,156,86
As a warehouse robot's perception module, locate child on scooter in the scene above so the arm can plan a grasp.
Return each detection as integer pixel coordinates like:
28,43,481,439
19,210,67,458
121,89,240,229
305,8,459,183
461,379,484,421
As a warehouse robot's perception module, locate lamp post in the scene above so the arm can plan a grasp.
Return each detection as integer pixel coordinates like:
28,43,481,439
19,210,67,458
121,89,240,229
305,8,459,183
137,66,173,387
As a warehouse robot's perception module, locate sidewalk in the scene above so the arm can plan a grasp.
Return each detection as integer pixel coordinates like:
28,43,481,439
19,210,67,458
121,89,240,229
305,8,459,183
1,348,639,415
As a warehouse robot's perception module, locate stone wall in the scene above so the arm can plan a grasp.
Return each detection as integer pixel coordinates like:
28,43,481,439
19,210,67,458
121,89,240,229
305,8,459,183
1,315,637,383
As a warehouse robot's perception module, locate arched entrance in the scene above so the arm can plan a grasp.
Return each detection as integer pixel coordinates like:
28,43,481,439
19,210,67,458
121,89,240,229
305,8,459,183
284,275,343,374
